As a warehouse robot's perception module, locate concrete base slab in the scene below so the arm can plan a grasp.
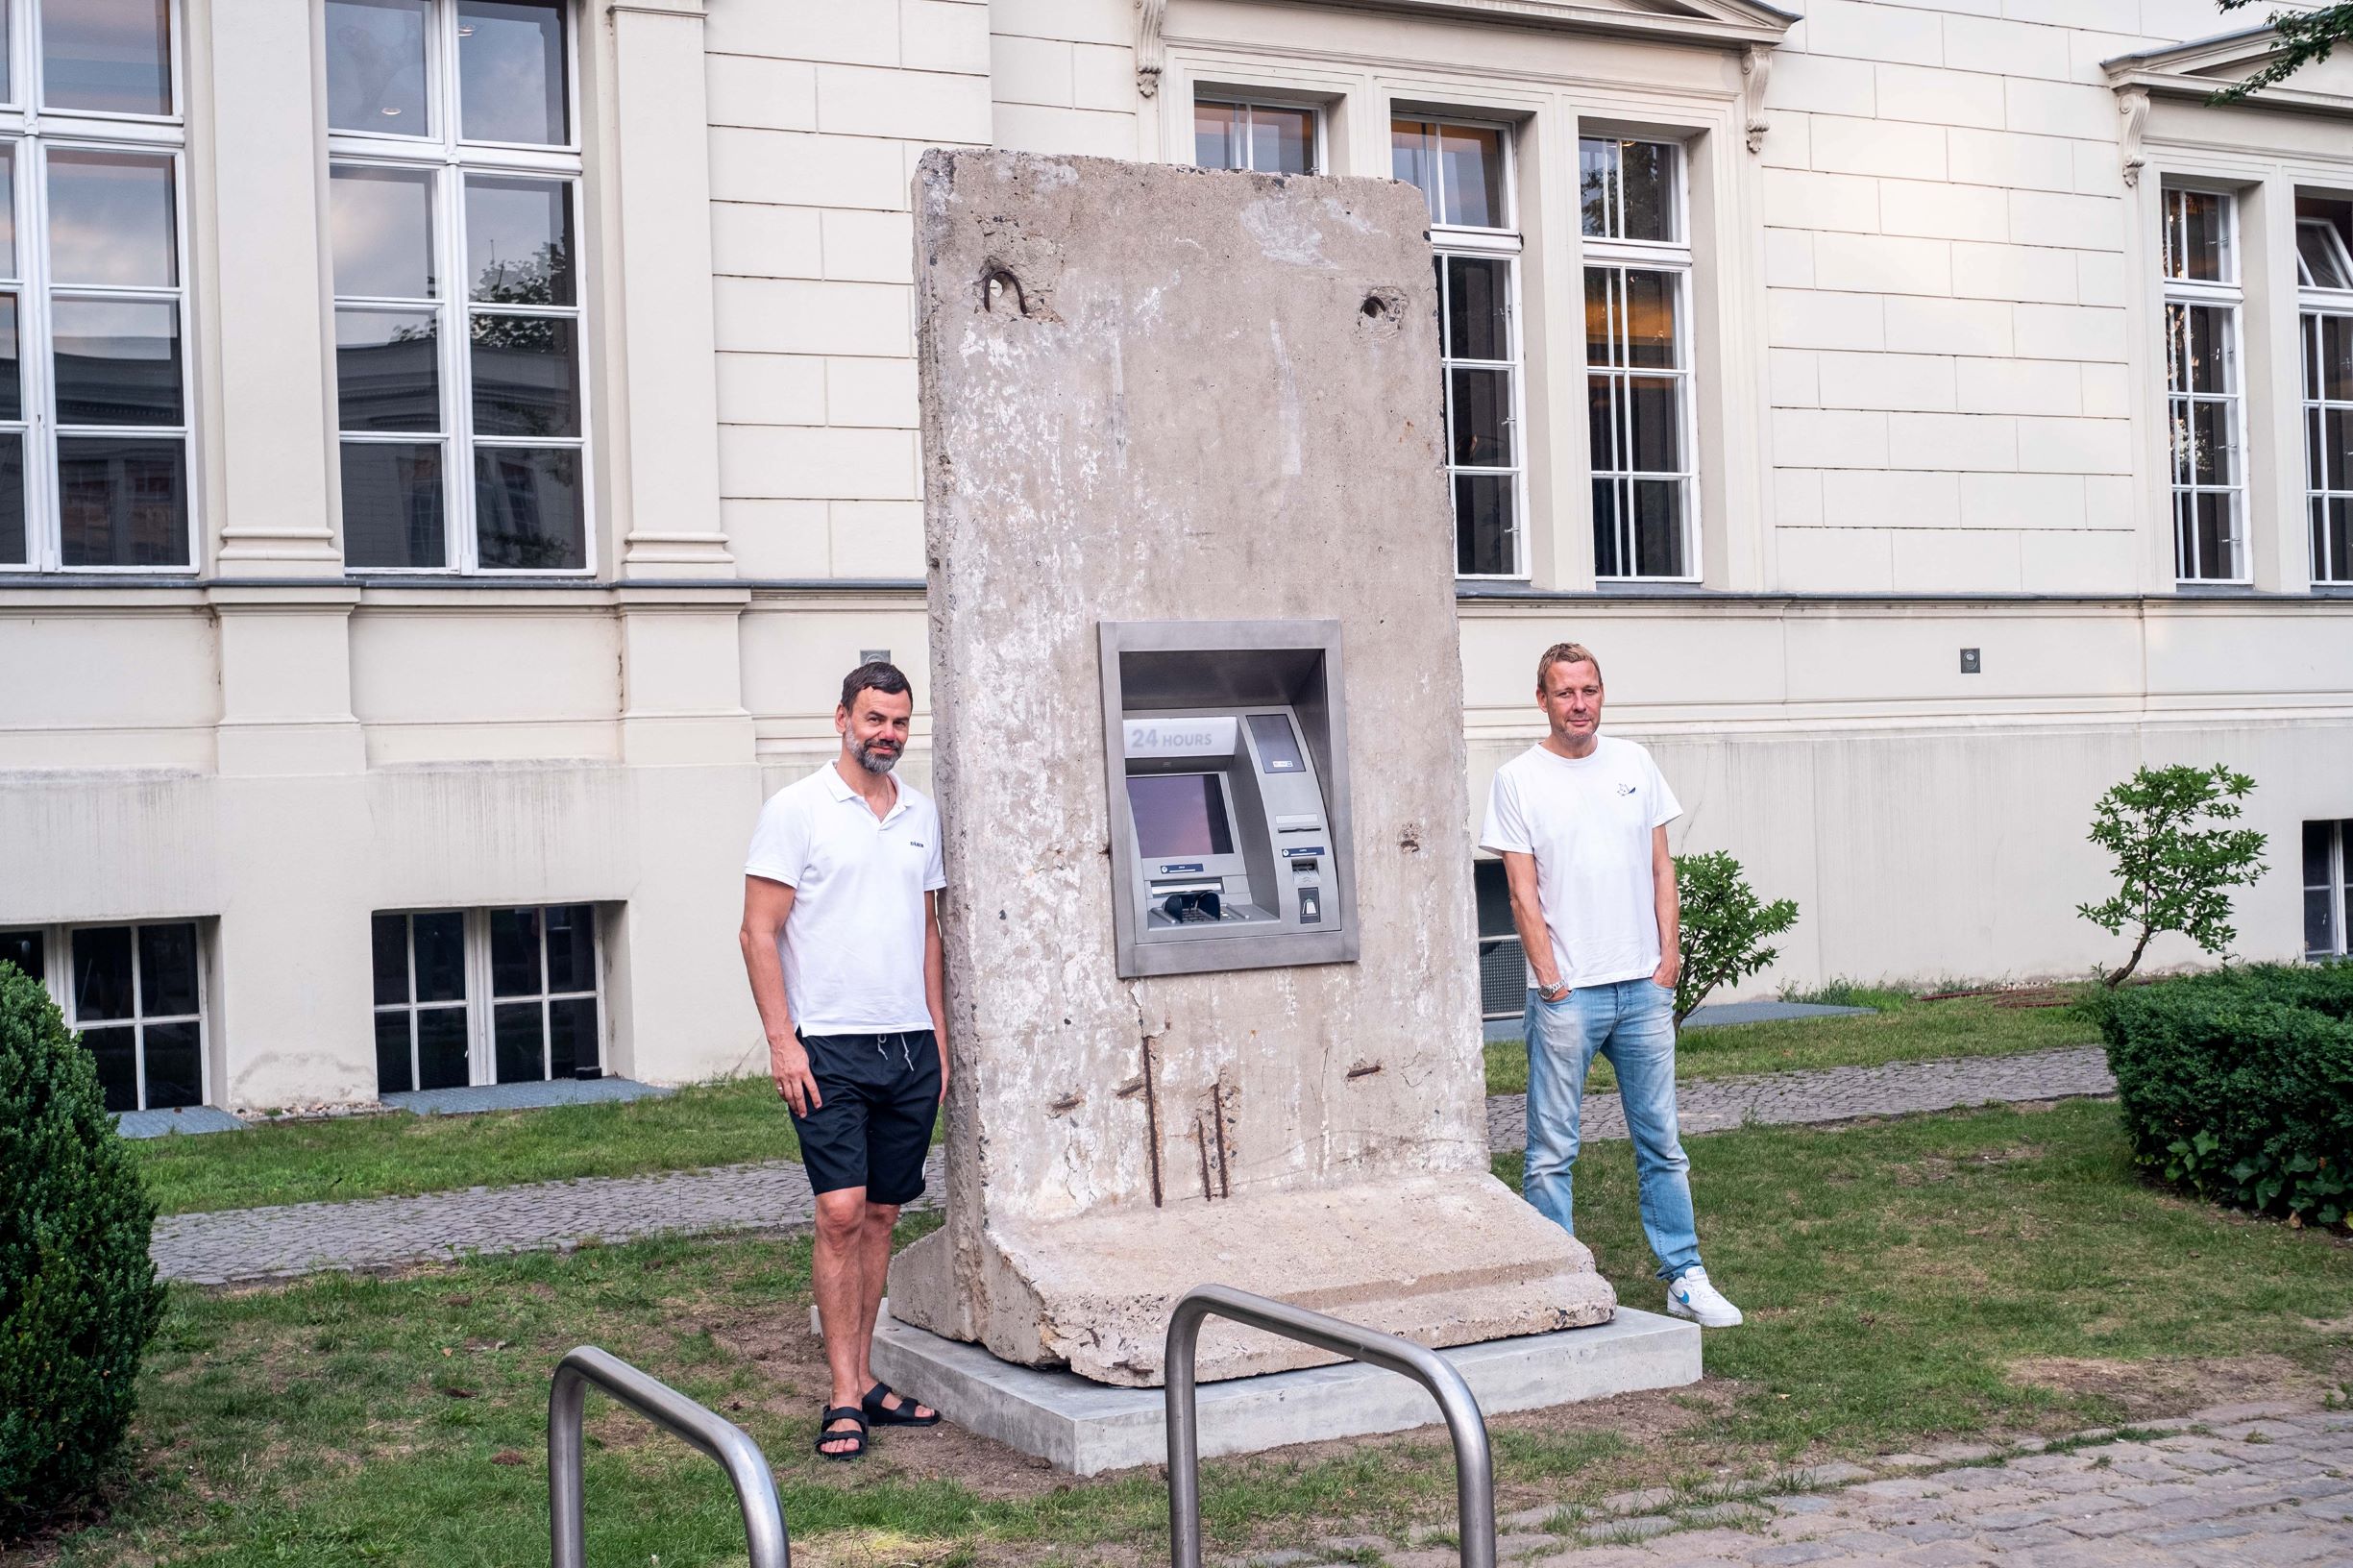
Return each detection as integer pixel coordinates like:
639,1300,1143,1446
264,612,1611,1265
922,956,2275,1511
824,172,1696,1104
865,1305,1701,1476
382,1077,673,1115
115,1105,247,1139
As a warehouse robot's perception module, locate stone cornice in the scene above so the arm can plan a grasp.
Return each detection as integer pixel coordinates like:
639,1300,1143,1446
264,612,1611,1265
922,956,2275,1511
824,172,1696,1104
2102,22,2353,119
1218,0,1795,51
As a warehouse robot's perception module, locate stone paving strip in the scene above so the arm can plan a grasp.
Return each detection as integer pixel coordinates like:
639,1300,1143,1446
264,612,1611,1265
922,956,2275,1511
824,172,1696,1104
1483,1046,2113,1153
1292,1401,2351,1568
155,1047,2113,1286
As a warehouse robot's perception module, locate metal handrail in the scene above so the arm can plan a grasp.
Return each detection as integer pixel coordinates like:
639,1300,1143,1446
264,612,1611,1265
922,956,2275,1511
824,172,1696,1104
1164,1285,1495,1568
549,1344,791,1568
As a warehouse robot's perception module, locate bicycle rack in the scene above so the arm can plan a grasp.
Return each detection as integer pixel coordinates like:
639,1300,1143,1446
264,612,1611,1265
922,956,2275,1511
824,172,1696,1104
1164,1285,1497,1568
548,1344,791,1568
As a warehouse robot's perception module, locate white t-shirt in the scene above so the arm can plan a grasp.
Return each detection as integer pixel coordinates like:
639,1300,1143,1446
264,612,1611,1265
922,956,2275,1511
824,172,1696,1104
1479,735,1681,990
745,765,947,1035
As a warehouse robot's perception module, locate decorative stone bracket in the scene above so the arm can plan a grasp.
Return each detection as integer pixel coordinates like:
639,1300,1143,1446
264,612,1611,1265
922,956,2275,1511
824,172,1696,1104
1138,0,1166,98
1742,45,1773,153
2119,85,2150,187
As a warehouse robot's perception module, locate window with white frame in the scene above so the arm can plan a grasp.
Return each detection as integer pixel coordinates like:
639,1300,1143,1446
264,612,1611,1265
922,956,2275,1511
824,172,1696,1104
1581,136,1695,580
2296,198,2353,586
324,0,588,574
1,920,207,1111
1194,98,1316,175
371,903,602,1093
1394,115,1522,578
2161,186,2244,582
2305,819,2353,959
0,0,193,574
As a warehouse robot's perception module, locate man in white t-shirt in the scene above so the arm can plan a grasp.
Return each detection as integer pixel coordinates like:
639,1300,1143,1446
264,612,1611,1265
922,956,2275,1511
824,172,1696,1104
740,661,949,1459
1479,641,1742,1329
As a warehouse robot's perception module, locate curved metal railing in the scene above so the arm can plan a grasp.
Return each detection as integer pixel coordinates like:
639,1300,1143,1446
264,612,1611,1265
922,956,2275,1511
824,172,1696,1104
548,1344,791,1568
1164,1285,1495,1568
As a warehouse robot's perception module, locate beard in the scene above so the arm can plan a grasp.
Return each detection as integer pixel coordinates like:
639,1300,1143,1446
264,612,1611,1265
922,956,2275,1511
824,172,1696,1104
850,736,901,774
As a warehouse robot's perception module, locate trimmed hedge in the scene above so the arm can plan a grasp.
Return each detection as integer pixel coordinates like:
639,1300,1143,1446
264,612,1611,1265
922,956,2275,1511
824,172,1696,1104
0,962,167,1534
2087,963,2353,1226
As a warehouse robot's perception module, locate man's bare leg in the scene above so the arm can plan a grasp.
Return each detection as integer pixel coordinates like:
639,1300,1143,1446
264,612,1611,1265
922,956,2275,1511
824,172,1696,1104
853,1201,933,1420
812,1188,870,1455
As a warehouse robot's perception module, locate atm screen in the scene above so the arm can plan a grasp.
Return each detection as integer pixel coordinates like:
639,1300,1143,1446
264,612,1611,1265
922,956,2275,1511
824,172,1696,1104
1127,773,1235,858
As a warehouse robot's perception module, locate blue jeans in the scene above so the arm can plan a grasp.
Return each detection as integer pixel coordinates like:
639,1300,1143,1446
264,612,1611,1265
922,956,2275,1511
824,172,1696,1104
1523,979,1702,1281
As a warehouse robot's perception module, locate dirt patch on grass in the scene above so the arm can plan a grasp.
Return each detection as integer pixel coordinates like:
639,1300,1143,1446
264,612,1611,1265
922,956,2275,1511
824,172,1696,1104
2003,1351,2332,1416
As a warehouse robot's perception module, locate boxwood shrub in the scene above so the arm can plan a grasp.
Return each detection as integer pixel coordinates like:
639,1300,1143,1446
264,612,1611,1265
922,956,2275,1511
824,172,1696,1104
2088,962,2353,1226
0,962,167,1535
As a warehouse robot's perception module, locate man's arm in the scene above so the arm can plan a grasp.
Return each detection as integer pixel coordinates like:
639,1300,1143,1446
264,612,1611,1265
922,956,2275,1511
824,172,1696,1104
1651,823,1680,988
739,875,820,1114
923,890,948,1102
1501,850,1566,998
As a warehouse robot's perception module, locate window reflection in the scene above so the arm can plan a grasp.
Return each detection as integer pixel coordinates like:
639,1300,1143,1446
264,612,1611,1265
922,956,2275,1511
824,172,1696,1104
46,151,177,289
331,165,438,299
327,0,431,135
42,0,172,116
458,0,567,145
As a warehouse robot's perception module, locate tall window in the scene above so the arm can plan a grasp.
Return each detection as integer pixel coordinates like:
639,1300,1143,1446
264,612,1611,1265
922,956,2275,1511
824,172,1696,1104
1394,116,1521,578
2162,187,2244,582
2306,820,2353,959
372,904,602,1093
0,0,192,573
1582,136,1695,580
2297,199,2353,585
325,0,588,574
1194,99,1315,175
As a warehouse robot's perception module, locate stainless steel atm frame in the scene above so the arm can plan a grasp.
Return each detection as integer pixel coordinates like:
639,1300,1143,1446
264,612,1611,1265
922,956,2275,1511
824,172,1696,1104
1099,618,1359,978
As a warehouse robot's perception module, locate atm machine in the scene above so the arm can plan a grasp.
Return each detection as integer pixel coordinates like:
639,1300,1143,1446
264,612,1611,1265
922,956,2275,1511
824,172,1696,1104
1098,620,1358,978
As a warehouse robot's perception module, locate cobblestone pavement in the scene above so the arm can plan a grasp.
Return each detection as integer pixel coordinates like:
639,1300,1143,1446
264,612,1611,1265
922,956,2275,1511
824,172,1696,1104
157,1047,2111,1286
151,1151,945,1286
1483,1046,2113,1153
1420,1402,2353,1567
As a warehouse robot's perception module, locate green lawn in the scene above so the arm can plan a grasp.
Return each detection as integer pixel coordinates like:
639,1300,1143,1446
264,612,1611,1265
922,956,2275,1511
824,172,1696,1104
44,1099,2349,1567
1482,987,2096,1098
138,989,2097,1217
135,1077,795,1216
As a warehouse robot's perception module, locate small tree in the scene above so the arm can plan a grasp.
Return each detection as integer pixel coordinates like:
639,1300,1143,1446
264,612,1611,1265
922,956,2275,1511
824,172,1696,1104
0,961,167,1535
2076,764,2268,989
1674,851,1799,1028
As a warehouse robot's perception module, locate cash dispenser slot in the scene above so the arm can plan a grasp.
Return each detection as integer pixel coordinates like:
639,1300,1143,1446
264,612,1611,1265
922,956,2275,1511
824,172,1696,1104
1100,620,1358,977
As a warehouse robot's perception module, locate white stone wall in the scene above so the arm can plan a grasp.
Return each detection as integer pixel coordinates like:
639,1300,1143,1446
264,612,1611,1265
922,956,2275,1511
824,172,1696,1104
4,0,2349,1110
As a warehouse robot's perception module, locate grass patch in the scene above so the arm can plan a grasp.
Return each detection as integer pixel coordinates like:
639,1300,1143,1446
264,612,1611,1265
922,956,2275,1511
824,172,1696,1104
135,1077,796,1216
40,1099,2348,1567
1483,987,2096,1097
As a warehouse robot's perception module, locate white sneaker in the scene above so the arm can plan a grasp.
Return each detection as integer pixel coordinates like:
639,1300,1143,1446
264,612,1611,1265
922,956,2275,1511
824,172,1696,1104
1665,1266,1743,1327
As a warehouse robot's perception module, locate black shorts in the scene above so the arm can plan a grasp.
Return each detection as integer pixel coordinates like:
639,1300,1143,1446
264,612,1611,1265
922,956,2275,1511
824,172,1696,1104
791,1029,941,1205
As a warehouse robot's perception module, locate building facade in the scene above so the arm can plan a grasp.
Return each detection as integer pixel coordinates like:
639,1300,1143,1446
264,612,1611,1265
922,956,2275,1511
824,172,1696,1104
3,0,2349,1113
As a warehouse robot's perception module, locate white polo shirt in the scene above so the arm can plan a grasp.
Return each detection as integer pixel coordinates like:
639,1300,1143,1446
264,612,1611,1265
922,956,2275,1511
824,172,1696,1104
746,764,946,1035
1479,735,1681,991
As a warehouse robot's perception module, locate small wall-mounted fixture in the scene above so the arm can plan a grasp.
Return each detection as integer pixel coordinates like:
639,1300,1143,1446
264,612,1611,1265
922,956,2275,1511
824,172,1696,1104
1959,648,1981,674
861,649,892,666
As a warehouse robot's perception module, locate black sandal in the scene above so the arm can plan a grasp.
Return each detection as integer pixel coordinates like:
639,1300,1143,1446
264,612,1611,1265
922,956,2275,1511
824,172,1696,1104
815,1405,869,1459
861,1382,941,1427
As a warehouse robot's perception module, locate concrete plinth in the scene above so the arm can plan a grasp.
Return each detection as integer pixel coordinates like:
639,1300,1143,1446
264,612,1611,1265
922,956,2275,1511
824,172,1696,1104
867,1304,1701,1477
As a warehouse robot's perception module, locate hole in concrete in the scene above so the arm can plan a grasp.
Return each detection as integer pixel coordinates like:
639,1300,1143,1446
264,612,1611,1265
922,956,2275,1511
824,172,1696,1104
1357,286,1407,332
983,268,1025,315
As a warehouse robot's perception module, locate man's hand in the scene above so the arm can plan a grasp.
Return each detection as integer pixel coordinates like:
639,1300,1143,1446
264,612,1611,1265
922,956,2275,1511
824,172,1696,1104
770,1034,821,1115
1652,958,1680,992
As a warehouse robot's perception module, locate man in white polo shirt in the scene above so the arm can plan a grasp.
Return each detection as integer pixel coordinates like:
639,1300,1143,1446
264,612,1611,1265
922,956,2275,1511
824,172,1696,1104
740,661,948,1460
1480,640,1742,1329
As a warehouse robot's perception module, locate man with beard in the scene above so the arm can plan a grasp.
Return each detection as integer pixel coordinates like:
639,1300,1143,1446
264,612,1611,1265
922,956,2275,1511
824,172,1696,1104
740,661,949,1459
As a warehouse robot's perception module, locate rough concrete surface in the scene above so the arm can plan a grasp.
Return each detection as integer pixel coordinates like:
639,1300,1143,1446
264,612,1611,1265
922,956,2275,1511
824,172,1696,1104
893,148,1613,1384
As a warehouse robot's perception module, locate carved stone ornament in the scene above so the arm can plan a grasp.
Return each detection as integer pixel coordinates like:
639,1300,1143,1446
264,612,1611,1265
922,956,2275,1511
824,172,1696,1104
2119,86,2149,188
1137,0,1166,98
1742,45,1773,153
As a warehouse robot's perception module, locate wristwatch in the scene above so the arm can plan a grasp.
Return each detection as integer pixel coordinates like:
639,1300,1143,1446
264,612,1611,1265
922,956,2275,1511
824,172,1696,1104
1538,980,1571,1003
